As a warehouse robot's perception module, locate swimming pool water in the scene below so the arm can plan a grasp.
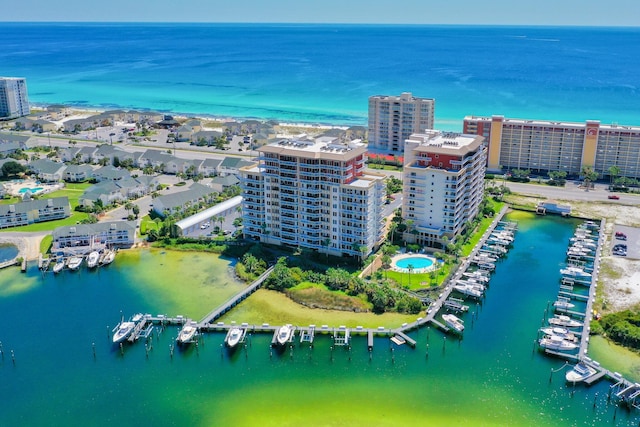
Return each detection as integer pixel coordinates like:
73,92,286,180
18,187,43,193
395,256,434,269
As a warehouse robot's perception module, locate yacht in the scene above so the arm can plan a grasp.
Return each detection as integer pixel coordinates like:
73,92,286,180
67,256,83,271
462,271,489,282
176,320,199,345
538,335,578,352
560,266,592,279
453,283,483,298
540,327,577,341
276,324,294,345
553,299,576,310
442,314,464,334
565,362,597,383
225,327,244,348
548,315,583,329
112,313,143,344
52,258,65,274
87,251,100,269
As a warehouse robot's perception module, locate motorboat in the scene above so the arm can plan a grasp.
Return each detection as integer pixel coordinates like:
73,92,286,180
540,327,577,341
442,313,464,334
462,271,489,282
276,324,294,345
52,258,65,274
176,320,199,345
560,266,592,279
456,279,485,291
566,362,597,383
538,335,578,352
553,299,575,310
225,327,244,348
101,250,115,266
112,313,143,344
67,256,83,271
476,262,495,271
86,251,100,268
548,315,583,329
453,283,483,298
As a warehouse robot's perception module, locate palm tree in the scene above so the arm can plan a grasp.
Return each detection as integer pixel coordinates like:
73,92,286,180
608,165,621,187
321,237,331,259
407,264,414,286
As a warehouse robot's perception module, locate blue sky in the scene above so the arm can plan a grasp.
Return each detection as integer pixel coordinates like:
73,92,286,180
3,0,640,26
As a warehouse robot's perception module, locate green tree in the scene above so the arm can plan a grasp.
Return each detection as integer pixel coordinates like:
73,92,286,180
265,257,296,291
608,165,621,186
325,268,351,291
132,204,140,219
1,161,26,177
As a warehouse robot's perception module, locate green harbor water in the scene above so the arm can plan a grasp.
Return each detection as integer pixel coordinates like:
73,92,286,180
0,215,637,426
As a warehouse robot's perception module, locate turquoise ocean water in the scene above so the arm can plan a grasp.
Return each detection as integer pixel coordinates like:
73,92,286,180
1,23,640,129
0,214,634,426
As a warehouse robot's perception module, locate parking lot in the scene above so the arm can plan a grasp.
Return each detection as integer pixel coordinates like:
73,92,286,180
612,225,639,260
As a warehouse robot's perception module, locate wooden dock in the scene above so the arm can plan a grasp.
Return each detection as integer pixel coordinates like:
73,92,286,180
197,266,274,327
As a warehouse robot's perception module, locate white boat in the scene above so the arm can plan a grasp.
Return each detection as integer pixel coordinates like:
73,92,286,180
463,271,489,282
548,315,583,329
453,284,483,298
52,259,65,274
566,362,597,383
67,256,83,271
540,326,577,341
176,320,198,345
554,299,576,310
112,313,143,344
225,327,244,348
442,313,464,334
276,324,294,345
539,335,578,352
101,250,115,266
87,251,100,268
560,266,592,279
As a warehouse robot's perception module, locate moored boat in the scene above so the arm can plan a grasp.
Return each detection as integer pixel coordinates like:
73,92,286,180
67,256,83,271
276,324,294,345
52,258,65,274
566,362,597,383
225,327,244,348
87,251,100,268
553,299,576,310
453,283,483,298
538,334,578,352
548,315,583,329
176,320,198,345
101,250,115,265
442,313,464,334
540,326,577,341
112,313,143,344
560,266,592,279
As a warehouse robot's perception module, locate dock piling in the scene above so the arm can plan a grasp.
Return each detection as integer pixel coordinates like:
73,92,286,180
92,342,96,359
11,350,15,365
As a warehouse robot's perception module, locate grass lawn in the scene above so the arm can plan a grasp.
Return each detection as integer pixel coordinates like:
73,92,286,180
140,215,160,235
461,200,505,257
40,235,53,255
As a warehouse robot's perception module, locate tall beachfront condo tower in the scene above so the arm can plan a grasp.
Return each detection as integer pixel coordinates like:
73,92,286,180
368,92,435,154
402,130,486,249
240,137,386,259
0,77,30,119
463,115,640,180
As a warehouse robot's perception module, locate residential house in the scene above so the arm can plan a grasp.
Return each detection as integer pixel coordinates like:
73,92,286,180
92,144,129,165
78,181,125,207
209,174,239,193
61,146,98,163
51,220,136,254
219,157,255,176
15,116,57,133
152,183,217,217
93,165,130,182
29,159,66,182
164,157,195,175
47,104,71,120
0,197,71,229
192,130,222,146
63,164,94,182
197,158,222,177
0,133,28,155
136,149,173,170
175,124,195,142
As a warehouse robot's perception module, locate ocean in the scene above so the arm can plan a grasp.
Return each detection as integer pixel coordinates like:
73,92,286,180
2,23,640,129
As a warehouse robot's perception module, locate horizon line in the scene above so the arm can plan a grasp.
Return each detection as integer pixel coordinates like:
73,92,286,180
1,21,639,29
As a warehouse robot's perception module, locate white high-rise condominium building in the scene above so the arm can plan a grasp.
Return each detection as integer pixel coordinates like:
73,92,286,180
368,92,435,154
464,115,640,180
0,77,30,119
240,137,386,258
402,130,486,249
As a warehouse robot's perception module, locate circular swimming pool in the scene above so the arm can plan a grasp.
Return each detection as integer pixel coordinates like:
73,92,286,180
392,254,437,273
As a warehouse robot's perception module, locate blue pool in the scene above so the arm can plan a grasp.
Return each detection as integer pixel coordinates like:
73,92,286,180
394,256,435,270
18,187,43,194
